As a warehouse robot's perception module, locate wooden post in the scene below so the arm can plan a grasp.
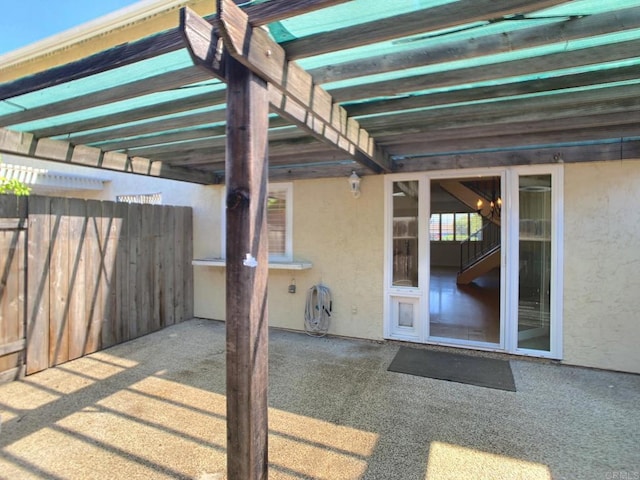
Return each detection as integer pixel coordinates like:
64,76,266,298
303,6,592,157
225,55,270,480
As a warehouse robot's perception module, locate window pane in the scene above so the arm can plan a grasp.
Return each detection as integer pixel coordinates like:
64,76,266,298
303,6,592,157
518,174,552,351
470,213,483,241
392,181,419,287
398,301,414,327
429,214,440,241
267,190,287,256
455,213,469,241
440,213,454,241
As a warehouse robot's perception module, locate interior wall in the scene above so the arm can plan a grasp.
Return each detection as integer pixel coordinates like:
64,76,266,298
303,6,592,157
563,159,640,374
430,181,473,268
430,243,460,268
193,176,385,340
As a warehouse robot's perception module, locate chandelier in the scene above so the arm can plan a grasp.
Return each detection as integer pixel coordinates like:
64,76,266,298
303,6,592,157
476,178,502,220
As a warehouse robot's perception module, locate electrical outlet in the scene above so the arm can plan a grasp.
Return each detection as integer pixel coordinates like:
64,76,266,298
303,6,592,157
351,305,357,314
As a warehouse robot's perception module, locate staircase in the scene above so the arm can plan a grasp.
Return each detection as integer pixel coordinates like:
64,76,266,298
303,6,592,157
436,179,502,285
439,180,500,226
457,221,501,284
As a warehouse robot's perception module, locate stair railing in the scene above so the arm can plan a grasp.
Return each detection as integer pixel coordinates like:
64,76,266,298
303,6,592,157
460,221,501,272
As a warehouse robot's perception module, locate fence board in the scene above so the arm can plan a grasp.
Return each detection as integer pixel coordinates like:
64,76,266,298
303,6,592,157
0,339,25,357
161,206,175,326
68,199,88,361
128,203,142,339
85,200,103,355
16,209,26,347
26,196,51,375
100,201,118,348
115,202,129,343
183,207,194,320
139,204,153,336
173,207,185,323
150,205,162,331
0,195,26,373
49,198,70,366
0,197,27,380
0,224,25,375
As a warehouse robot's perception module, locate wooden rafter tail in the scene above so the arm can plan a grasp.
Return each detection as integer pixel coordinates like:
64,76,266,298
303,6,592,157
215,0,392,174
179,7,226,77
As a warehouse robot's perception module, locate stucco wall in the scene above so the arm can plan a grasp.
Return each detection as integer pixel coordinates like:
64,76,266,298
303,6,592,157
14,154,640,372
563,159,640,373
193,176,385,340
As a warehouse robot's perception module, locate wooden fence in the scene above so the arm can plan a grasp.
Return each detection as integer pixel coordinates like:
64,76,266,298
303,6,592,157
0,196,27,382
0,195,193,381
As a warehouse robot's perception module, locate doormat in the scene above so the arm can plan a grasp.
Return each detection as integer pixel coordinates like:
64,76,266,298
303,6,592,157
388,347,516,392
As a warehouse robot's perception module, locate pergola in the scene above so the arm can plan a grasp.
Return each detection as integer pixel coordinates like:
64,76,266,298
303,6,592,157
1,0,639,478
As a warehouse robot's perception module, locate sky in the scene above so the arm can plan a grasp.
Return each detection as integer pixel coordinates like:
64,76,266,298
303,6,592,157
0,0,143,55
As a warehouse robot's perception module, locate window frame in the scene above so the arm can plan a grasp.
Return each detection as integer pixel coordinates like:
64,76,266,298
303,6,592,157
221,182,293,262
429,212,483,242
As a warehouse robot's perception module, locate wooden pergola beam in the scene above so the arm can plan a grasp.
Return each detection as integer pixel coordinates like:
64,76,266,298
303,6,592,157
385,125,640,157
0,0,348,99
362,92,640,136
332,38,640,103
0,67,213,128
67,111,228,147
214,0,392,174
310,6,640,85
394,139,640,172
376,111,640,157
243,0,351,26
120,118,290,158
29,90,225,139
344,64,640,118
281,0,569,59
0,127,217,184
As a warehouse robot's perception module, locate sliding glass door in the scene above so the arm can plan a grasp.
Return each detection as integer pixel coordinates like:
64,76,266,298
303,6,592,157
384,166,563,359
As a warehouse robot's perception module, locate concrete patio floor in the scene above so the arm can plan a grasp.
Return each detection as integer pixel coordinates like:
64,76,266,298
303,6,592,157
0,318,638,480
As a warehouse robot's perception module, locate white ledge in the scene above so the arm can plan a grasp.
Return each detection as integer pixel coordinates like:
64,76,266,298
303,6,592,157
192,258,312,270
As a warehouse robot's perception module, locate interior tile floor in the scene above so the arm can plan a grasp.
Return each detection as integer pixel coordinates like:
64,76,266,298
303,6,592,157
429,266,500,344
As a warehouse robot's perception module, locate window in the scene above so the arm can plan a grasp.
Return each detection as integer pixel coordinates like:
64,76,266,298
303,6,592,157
222,183,293,261
266,184,293,261
430,212,482,242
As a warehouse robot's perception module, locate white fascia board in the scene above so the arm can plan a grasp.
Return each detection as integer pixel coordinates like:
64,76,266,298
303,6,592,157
0,0,195,69
1,163,107,191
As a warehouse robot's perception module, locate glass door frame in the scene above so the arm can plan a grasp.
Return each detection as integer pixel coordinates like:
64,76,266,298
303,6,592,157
384,174,428,342
383,165,564,359
506,164,564,359
426,168,507,351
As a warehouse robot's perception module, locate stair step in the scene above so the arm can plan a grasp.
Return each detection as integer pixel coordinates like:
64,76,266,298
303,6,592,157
457,248,500,285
